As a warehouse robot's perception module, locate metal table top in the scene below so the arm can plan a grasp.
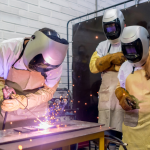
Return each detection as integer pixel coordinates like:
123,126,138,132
0,120,112,150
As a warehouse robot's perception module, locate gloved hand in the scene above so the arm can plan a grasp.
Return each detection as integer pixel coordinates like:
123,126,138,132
95,52,126,72
1,94,28,112
110,52,126,65
105,64,116,72
95,54,112,72
115,87,137,111
3,85,16,99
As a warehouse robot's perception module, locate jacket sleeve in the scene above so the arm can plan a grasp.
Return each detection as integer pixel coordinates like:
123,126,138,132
0,48,5,105
26,81,59,109
89,51,100,74
0,78,5,103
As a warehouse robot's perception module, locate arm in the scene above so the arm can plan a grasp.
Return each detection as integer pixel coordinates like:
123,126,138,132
25,81,59,109
89,51,101,74
115,83,135,111
115,64,137,111
2,80,60,111
89,45,115,73
9,66,61,110
115,78,139,111
89,42,126,73
0,78,5,105
95,52,126,72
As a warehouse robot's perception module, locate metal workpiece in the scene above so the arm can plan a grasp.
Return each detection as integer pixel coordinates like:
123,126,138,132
0,120,109,150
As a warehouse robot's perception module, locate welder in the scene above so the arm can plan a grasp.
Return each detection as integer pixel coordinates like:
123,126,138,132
0,28,69,129
89,9,126,149
116,25,150,149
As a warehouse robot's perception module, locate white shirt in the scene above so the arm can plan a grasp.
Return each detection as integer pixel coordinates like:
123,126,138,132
118,61,142,89
0,38,62,88
96,39,122,57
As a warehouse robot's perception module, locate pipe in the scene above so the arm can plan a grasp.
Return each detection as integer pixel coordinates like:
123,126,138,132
66,0,135,90
95,0,97,17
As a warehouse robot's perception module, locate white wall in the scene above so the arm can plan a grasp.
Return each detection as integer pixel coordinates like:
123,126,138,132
0,0,148,91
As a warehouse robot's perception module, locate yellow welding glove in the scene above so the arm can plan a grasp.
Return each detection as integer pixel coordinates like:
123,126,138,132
90,51,114,73
115,87,139,111
93,52,126,73
110,52,126,66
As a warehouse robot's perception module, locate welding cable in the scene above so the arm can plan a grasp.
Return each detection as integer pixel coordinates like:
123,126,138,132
2,112,8,130
105,135,127,150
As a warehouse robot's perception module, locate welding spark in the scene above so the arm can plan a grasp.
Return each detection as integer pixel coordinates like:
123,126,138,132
39,122,51,129
18,145,23,150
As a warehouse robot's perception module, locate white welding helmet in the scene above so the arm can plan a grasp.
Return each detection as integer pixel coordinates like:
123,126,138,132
23,28,69,77
102,9,125,44
121,26,149,67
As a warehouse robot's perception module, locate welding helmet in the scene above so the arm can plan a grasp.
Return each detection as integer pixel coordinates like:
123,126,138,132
121,26,149,67
102,9,125,44
23,28,69,77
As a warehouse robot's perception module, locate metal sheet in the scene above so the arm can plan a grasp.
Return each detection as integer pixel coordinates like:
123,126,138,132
0,120,104,145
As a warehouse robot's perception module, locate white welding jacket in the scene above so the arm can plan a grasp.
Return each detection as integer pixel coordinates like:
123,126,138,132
0,38,62,88
118,61,142,89
96,39,122,57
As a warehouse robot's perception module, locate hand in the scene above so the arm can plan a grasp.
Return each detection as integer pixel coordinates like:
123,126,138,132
1,94,27,112
111,52,126,65
2,85,16,99
120,95,136,111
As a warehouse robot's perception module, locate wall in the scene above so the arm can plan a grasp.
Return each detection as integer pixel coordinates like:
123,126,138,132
0,0,148,92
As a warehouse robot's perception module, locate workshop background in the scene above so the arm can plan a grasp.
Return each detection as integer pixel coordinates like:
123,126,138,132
72,1,150,122
0,0,149,122
0,0,148,93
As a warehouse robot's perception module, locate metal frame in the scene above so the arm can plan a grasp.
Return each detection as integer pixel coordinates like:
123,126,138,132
66,0,136,89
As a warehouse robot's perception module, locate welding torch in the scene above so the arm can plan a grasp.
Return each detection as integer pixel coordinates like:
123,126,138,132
126,98,136,109
2,86,43,130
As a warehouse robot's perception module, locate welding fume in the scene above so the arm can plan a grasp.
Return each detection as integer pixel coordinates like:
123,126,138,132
0,28,69,130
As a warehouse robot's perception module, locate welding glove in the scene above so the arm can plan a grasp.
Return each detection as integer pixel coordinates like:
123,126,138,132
90,51,117,73
115,87,139,111
110,52,126,66
1,94,28,112
95,52,126,73
25,81,59,109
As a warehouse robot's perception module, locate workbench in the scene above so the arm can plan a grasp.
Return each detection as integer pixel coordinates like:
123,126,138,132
0,120,113,150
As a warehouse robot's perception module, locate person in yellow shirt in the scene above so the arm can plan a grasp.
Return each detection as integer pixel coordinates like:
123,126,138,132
115,25,150,150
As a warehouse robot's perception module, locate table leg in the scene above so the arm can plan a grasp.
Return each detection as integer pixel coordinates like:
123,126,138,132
62,145,70,150
99,132,104,150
